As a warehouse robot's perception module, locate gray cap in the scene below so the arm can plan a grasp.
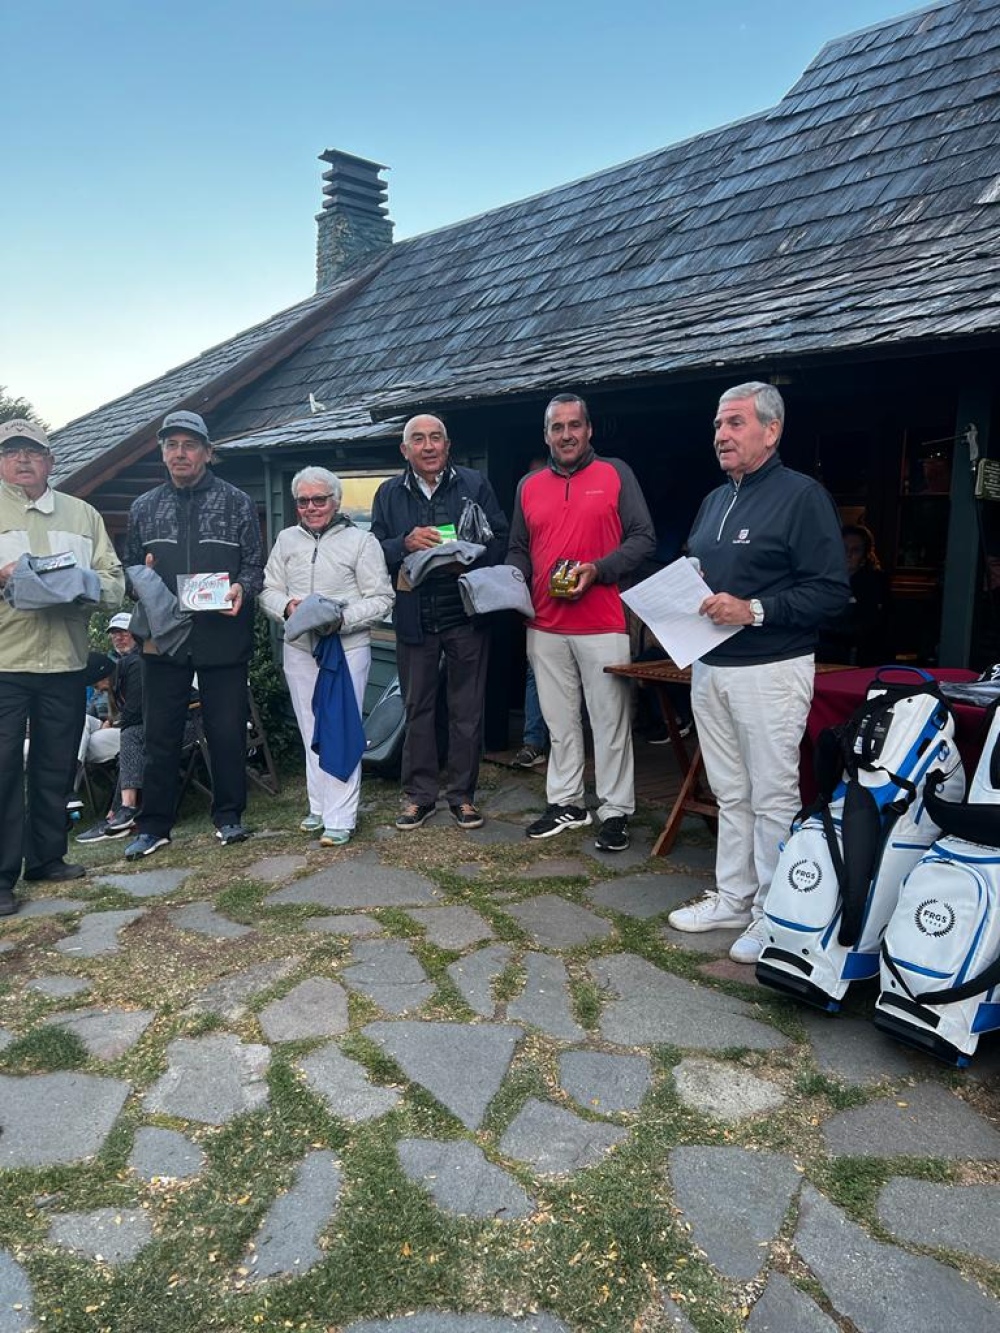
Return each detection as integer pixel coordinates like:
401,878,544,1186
108,612,134,631
157,410,210,443
0,418,51,452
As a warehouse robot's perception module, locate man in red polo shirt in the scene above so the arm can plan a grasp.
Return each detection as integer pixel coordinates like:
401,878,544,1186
508,393,655,851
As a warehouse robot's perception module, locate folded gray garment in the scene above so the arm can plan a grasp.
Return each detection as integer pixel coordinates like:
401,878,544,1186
3,553,101,609
402,540,486,588
126,564,192,657
284,593,346,643
458,564,535,618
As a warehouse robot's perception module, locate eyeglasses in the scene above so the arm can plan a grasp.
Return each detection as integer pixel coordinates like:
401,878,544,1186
1,446,49,460
295,494,334,509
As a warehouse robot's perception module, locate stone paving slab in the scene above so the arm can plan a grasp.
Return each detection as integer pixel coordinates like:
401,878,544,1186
795,1183,1000,1332
26,975,90,998
587,874,696,919
801,1011,924,1085
591,954,789,1051
258,977,349,1042
304,913,383,937
446,946,513,1018
129,1127,206,1182
662,840,716,874
0,942,13,954
459,819,532,847
0,1072,130,1167
92,868,193,898
243,1149,342,1282
747,1272,837,1332
143,1034,270,1125
245,854,308,883
344,1315,571,1332
668,1146,801,1278
499,1097,627,1175
822,1081,1000,1159
876,1177,1000,1263
48,1207,153,1266
522,857,591,880
558,1050,651,1114
504,894,613,949
167,902,254,939
0,1030,12,1053
397,1138,534,1220
658,1293,697,1330
184,957,301,1021
660,923,743,954
508,953,584,1041
0,1249,34,1331
364,1021,522,1130
266,855,441,909
482,783,539,816
403,906,494,949
54,909,146,957
698,958,764,988
45,1007,155,1061
298,1044,401,1122
342,940,434,1014
672,1057,786,1121
17,897,88,917
580,828,656,871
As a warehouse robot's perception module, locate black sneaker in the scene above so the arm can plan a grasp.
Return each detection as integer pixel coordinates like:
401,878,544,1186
0,889,17,916
526,804,592,839
76,820,111,843
513,744,547,768
450,802,484,829
595,815,630,852
105,805,139,836
396,802,437,830
216,823,251,846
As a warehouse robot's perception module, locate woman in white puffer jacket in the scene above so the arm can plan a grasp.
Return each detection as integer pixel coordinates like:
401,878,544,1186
261,467,394,845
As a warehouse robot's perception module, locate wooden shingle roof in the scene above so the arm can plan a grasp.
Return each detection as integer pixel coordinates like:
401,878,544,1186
52,0,1000,487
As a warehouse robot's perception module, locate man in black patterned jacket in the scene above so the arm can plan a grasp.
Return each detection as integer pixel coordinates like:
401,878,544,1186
122,411,265,859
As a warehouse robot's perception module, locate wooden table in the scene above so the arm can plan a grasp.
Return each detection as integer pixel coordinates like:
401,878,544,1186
604,660,712,856
606,659,852,857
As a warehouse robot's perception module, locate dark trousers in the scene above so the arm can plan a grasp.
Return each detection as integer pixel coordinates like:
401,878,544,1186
398,624,489,806
137,656,248,838
0,671,85,891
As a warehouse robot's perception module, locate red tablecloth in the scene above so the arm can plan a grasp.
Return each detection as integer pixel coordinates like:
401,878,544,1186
802,666,982,801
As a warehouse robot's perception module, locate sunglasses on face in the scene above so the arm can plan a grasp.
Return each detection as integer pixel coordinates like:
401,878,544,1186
295,494,334,509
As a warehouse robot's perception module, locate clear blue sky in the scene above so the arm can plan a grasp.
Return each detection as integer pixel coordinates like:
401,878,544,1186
3,0,930,429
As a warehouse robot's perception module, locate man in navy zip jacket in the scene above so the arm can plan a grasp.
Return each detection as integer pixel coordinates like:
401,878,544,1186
668,382,849,963
371,414,508,832
122,411,265,859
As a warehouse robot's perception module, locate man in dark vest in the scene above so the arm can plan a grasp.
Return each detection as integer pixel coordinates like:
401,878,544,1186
123,411,264,859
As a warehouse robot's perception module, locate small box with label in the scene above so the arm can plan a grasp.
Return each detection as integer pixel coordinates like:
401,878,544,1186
177,572,232,612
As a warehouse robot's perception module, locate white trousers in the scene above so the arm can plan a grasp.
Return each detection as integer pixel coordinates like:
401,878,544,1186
691,654,814,918
283,641,370,831
527,628,634,820
79,715,120,764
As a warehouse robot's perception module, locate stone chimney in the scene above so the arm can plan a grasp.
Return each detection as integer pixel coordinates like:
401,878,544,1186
316,149,393,291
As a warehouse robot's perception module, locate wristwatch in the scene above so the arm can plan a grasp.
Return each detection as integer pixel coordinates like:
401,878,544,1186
749,598,765,627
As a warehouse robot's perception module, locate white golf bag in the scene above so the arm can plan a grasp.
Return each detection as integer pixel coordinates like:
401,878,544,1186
757,667,965,1010
876,699,1000,1065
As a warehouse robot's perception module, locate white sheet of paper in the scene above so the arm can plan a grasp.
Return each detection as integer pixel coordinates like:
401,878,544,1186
621,557,740,669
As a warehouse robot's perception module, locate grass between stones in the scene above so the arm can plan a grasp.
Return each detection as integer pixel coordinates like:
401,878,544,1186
0,763,998,1330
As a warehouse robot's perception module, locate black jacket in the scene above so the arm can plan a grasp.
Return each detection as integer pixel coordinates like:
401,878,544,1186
371,464,509,644
687,453,849,665
125,469,265,666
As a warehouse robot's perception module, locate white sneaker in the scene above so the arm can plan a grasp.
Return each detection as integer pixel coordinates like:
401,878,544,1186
668,893,752,933
729,917,768,964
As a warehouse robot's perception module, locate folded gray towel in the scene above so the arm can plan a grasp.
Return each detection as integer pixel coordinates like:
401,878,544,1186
402,540,486,588
3,552,101,610
458,565,534,617
284,593,346,643
126,564,192,657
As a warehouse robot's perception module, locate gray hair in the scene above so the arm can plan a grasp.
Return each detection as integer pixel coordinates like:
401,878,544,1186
718,382,785,435
544,392,591,428
291,466,342,505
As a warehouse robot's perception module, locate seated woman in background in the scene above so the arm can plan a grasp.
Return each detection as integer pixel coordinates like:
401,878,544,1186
819,523,893,666
262,467,394,846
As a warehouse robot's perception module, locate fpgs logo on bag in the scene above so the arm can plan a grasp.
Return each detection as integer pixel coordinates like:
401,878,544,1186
915,899,956,938
789,860,822,892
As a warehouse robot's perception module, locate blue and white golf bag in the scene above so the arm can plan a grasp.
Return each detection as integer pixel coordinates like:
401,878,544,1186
757,667,965,1010
876,699,1000,1065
